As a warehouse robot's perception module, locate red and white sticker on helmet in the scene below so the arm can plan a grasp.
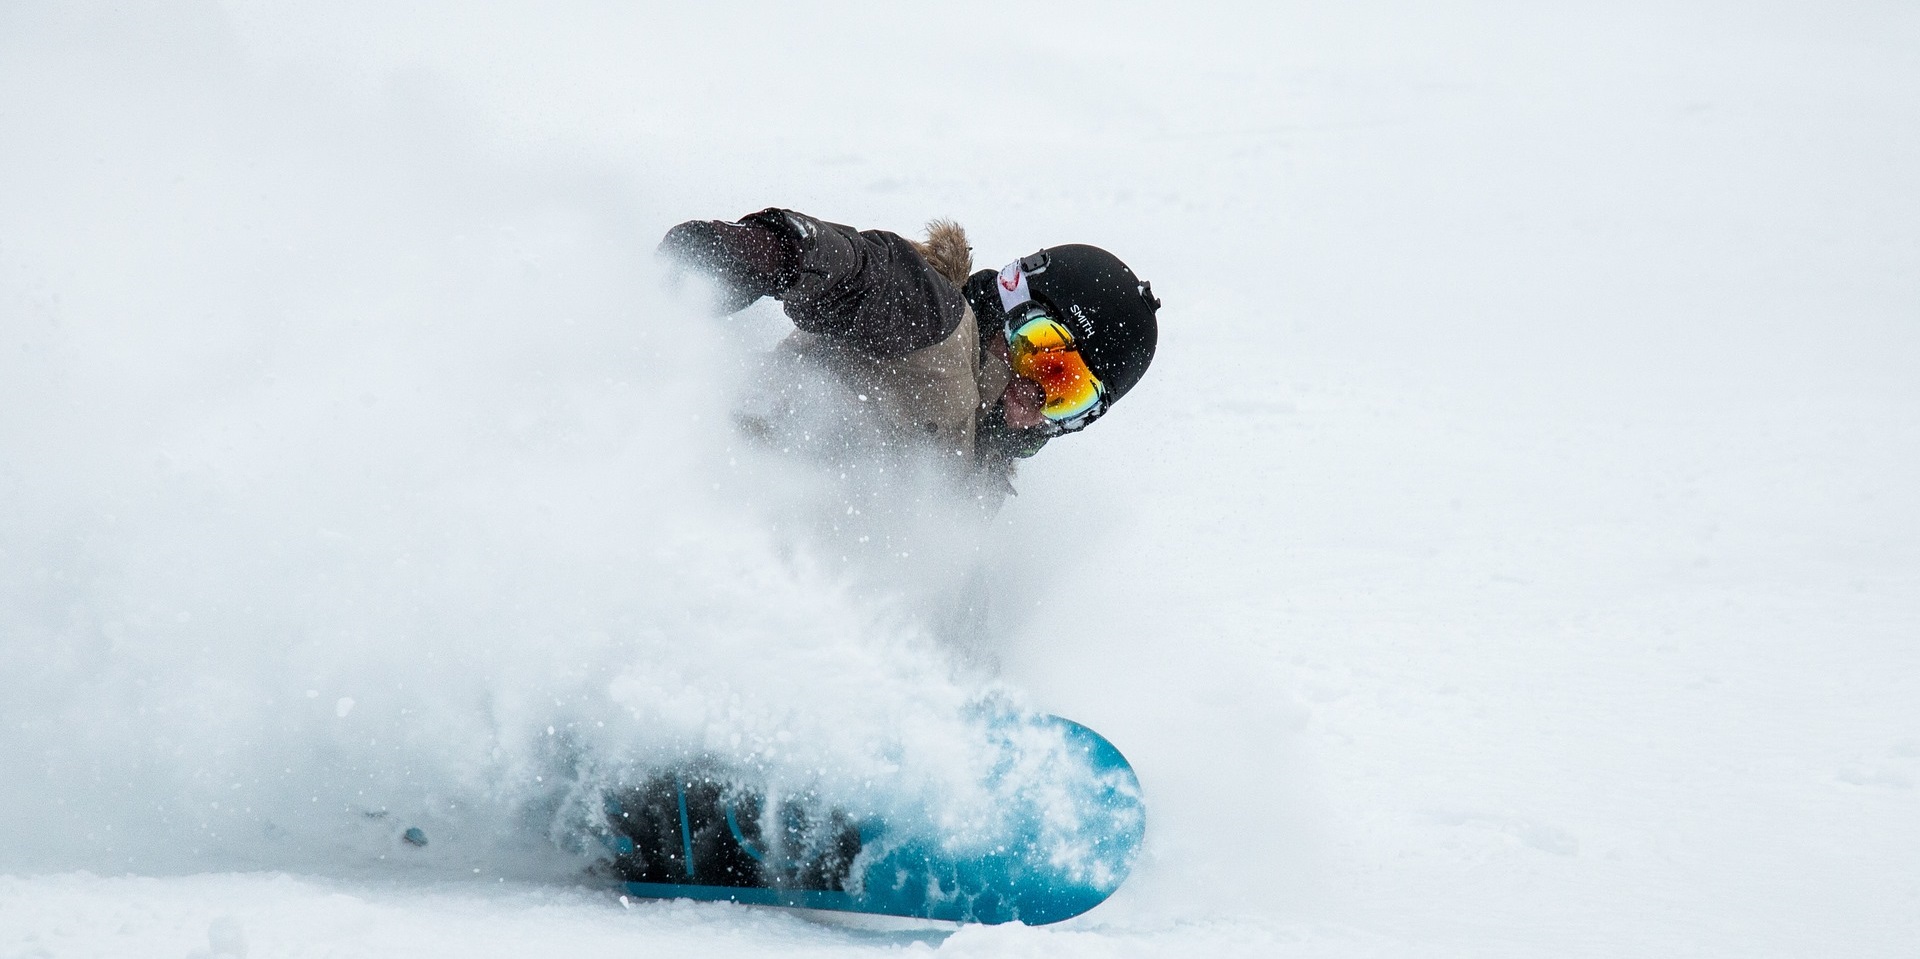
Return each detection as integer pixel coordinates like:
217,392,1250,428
996,260,1032,314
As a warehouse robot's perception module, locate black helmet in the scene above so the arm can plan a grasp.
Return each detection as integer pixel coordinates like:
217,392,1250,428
965,244,1161,412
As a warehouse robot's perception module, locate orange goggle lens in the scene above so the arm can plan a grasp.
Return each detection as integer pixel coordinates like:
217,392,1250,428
1008,313,1105,425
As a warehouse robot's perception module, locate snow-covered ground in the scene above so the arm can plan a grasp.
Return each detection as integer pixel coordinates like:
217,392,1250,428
4,2,1917,957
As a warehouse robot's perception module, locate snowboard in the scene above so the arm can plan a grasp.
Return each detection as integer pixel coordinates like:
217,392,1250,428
601,713,1144,925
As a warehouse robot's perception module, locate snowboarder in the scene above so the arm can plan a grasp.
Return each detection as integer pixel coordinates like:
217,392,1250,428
658,209,1161,508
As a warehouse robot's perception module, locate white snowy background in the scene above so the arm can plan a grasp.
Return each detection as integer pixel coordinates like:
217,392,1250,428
3,2,1917,957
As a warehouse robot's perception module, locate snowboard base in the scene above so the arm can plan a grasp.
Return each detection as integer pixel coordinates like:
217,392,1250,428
605,714,1144,925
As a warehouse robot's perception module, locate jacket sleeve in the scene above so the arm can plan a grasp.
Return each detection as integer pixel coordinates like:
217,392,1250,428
742,209,967,359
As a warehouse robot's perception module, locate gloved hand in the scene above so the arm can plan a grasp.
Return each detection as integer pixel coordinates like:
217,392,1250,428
656,216,799,315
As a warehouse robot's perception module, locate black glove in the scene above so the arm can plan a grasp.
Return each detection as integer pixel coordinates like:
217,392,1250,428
657,216,799,315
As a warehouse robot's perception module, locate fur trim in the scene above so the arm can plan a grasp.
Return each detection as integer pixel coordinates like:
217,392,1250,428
911,219,974,288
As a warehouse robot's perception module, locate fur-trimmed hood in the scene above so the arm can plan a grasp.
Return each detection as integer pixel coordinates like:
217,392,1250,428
910,219,974,288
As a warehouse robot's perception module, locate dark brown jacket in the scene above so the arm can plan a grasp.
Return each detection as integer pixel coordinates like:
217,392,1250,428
741,210,1020,490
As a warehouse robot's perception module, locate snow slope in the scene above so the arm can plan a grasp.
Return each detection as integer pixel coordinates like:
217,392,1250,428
3,2,1917,957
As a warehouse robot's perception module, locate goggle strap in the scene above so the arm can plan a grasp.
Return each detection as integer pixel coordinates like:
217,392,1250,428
994,260,1033,315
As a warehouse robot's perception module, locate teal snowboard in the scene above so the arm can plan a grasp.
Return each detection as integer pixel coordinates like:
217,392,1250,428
602,714,1144,925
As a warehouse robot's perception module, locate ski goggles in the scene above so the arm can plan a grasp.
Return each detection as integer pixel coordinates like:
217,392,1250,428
1005,306,1106,431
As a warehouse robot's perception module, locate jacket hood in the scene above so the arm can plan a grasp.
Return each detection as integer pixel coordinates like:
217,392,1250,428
910,219,974,288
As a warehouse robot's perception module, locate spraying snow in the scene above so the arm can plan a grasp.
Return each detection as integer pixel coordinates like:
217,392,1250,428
0,1,1024,889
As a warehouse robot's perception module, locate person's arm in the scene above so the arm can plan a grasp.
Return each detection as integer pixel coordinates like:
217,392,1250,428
658,209,966,358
